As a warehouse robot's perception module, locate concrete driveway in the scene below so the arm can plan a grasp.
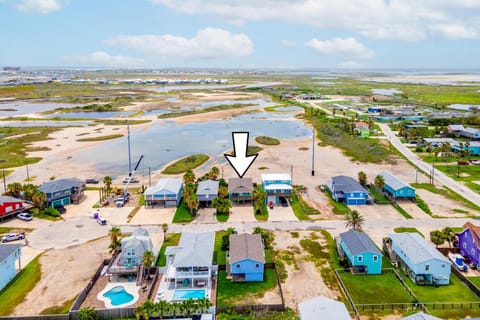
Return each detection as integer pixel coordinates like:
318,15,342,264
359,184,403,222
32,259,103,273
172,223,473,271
193,208,217,224
351,204,404,221
229,206,257,222
129,207,175,225
268,206,298,222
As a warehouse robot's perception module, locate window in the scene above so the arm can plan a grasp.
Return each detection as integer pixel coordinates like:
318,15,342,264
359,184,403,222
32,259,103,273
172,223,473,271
236,264,240,268
472,248,476,255
441,264,445,268
425,264,430,271
373,256,378,262
463,242,467,249
357,256,363,262
256,264,260,268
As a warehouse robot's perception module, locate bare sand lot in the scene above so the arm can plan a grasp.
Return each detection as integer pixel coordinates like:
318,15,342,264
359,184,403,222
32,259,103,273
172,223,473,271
13,237,110,315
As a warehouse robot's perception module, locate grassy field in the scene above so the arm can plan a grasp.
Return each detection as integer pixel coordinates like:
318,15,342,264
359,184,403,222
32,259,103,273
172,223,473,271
0,227,33,234
325,192,351,215
368,186,390,204
162,154,209,174
0,254,43,316
217,309,299,320
435,165,480,194
157,103,254,119
172,199,194,223
338,269,413,304
393,227,424,237
156,233,181,267
255,136,280,145
39,297,76,314
411,183,480,212
76,134,123,142
213,231,227,265
254,202,269,221
468,277,480,289
95,119,151,125
392,202,413,219
216,269,278,307
290,191,317,220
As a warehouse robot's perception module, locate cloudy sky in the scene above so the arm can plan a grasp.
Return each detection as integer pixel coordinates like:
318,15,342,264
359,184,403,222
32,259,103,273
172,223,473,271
1,0,480,69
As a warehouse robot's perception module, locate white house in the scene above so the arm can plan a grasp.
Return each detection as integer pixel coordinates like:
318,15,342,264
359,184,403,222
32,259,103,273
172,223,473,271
144,178,183,207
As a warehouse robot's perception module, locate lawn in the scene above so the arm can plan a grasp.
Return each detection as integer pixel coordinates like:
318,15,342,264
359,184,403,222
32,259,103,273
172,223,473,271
290,191,317,220
468,277,480,289
392,202,414,219
217,309,299,320
326,193,351,215
254,202,269,221
0,254,43,316
156,233,181,267
40,297,76,314
172,199,194,223
338,269,413,304
368,186,390,204
255,136,280,145
411,183,480,212
216,212,229,222
415,195,433,216
162,154,209,174
435,164,480,194
216,269,278,307
213,231,227,265
76,134,123,142
393,227,424,237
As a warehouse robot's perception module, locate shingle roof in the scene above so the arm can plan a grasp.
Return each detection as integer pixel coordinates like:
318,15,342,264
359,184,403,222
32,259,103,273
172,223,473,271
144,178,182,196
298,296,350,320
331,175,367,194
339,230,382,256
380,172,413,192
229,233,265,264
389,233,450,265
168,232,214,268
459,222,480,249
39,178,84,194
228,178,253,194
196,180,219,197
0,244,21,263
0,196,23,204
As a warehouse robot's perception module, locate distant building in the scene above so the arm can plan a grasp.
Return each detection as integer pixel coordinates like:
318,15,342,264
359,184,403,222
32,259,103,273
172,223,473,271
0,196,24,218
354,121,370,138
447,124,465,136
3,67,20,72
421,138,457,147
327,175,368,205
39,178,85,207
229,233,265,282
380,172,416,199
298,296,350,320
0,244,22,292
196,180,219,207
451,141,480,156
457,222,480,268
460,127,480,140
337,230,382,274
144,178,183,207
261,174,292,206
228,178,253,205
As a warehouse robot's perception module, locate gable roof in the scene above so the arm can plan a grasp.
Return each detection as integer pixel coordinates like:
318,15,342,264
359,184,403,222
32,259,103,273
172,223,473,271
448,124,464,131
228,178,253,194
261,173,291,182
196,179,219,196
339,230,382,256
389,232,450,265
120,228,154,259
144,178,182,196
298,296,350,320
401,312,443,320
380,172,414,192
0,244,21,263
464,127,480,134
167,232,214,268
331,175,367,194
39,178,84,194
0,196,23,204
229,233,265,264
355,121,369,129
459,222,480,248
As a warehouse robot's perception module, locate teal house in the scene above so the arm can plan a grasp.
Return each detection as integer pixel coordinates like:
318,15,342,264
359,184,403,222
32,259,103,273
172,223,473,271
261,173,292,205
380,172,416,199
39,178,85,207
337,230,382,274
229,233,265,282
0,244,22,291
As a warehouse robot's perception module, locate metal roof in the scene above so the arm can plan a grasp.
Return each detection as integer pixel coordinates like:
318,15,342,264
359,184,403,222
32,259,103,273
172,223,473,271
0,244,21,263
228,178,253,194
389,233,450,265
380,172,413,192
331,175,367,194
196,179,219,197
339,230,382,256
120,228,154,262
229,233,265,264
144,178,182,196
0,196,22,204
448,124,464,130
167,232,214,268
400,312,443,320
264,184,292,190
261,173,291,182
464,127,480,134
298,296,350,320
39,178,84,194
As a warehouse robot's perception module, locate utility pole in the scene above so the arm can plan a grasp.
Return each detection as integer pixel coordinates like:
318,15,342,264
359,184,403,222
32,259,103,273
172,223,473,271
148,167,152,187
26,165,29,181
2,169,6,193
311,126,315,176
127,124,132,174
415,162,418,184
291,165,294,185
431,162,435,185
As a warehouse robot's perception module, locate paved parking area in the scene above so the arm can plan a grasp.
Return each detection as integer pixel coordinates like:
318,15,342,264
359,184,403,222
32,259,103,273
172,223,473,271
268,206,298,222
193,208,217,224
229,206,257,223
129,207,175,225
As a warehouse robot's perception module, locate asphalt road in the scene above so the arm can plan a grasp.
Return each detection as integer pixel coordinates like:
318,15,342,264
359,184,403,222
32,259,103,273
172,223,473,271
379,123,480,208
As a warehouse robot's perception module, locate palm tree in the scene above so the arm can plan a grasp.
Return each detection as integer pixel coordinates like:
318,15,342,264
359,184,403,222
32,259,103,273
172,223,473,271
358,171,367,186
252,185,266,212
221,227,237,251
209,166,220,180
433,146,441,162
217,185,228,199
154,300,169,319
6,182,22,197
108,227,122,254
465,141,471,160
183,170,196,184
103,176,112,194
184,193,198,215
212,197,231,215
161,223,168,241
345,210,365,231
430,230,445,248
31,190,46,210
22,183,36,201
142,250,155,280
442,227,455,248
374,175,385,190
78,307,99,320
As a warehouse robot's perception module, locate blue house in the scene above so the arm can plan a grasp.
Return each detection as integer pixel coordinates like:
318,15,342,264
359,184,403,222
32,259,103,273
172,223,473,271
388,233,451,285
337,230,382,274
0,244,22,291
261,173,292,206
229,233,265,282
39,178,85,207
328,175,368,205
144,178,183,207
456,222,480,268
380,172,416,199
451,141,480,156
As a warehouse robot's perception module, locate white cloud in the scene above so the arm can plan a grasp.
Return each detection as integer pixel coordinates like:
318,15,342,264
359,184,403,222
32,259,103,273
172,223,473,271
150,0,480,40
16,0,66,13
281,39,297,47
64,52,144,68
306,37,374,59
337,61,363,69
107,28,254,59
430,24,478,39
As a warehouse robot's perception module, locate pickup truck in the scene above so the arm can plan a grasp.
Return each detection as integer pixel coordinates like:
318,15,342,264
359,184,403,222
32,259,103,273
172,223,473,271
123,177,139,183
115,193,130,207
2,232,25,243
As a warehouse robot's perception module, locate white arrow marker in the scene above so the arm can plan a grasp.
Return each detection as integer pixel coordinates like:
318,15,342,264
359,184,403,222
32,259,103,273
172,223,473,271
224,132,258,178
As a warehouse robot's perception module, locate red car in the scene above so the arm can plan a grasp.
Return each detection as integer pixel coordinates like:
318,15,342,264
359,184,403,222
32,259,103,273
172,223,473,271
268,201,274,209
457,161,470,165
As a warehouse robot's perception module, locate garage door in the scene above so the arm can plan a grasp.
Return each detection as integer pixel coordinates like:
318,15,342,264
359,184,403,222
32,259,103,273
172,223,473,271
267,196,277,205
166,200,177,207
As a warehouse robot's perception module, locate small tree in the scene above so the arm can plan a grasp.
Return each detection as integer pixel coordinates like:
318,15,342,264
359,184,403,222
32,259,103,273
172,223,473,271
345,210,365,231
442,227,455,248
430,230,445,248
212,197,231,215
103,176,112,194
253,227,275,249
358,171,367,186
31,190,46,210
108,227,122,254
183,170,196,184
142,250,155,280
161,223,168,241
185,193,199,216
252,185,266,213
221,227,237,251
6,182,22,197
209,166,220,180
374,175,385,190
78,307,98,320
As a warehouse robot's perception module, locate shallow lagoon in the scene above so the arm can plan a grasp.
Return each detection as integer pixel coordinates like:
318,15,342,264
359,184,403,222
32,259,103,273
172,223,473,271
0,102,78,117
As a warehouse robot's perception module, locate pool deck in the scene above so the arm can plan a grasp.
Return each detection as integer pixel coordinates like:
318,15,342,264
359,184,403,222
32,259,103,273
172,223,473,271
97,282,140,309
155,277,216,303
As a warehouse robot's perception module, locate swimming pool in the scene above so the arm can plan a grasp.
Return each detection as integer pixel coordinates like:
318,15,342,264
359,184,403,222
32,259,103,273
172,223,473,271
173,289,206,300
103,286,134,306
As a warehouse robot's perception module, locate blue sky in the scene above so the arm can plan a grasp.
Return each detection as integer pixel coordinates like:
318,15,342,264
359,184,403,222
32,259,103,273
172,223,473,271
1,0,480,69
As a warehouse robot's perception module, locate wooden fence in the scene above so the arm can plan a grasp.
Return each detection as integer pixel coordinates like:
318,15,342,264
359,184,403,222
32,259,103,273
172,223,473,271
451,266,480,297
70,259,110,311
0,315,69,320
334,270,360,320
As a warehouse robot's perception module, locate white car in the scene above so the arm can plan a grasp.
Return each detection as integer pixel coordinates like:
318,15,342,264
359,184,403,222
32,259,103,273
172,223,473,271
97,217,107,225
123,177,139,183
17,212,33,221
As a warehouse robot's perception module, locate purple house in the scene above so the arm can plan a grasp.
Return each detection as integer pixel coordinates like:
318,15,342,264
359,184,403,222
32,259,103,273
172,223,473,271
457,222,480,267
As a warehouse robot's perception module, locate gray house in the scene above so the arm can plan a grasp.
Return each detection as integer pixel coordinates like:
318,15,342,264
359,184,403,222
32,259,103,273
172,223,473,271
144,178,183,207
39,178,85,207
228,178,253,205
298,296,350,320
196,180,219,207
